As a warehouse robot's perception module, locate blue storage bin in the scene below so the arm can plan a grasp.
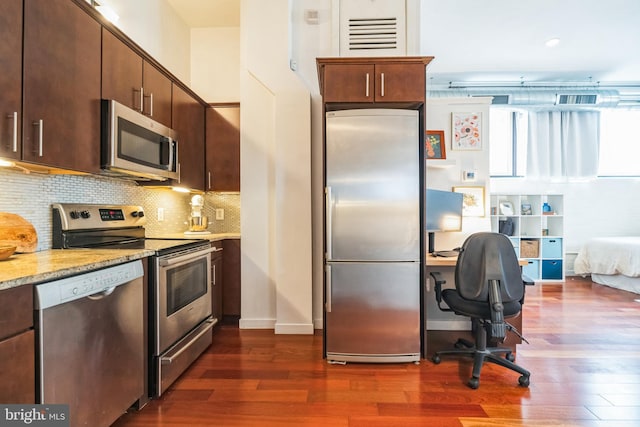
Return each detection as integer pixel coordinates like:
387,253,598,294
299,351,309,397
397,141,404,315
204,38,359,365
541,238,562,258
542,260,563,280
522,260,539,279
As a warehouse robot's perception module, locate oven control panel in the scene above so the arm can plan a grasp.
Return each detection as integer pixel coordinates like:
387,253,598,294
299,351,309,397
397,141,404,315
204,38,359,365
52,203,146,230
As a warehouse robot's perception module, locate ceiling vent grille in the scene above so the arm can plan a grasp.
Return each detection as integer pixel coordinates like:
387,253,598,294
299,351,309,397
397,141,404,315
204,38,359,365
339,0,407,56
347,18,398,51
556,94,598,105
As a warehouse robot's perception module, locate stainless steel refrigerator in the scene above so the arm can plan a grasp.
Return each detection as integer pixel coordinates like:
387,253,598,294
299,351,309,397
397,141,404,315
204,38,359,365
324,108,422,363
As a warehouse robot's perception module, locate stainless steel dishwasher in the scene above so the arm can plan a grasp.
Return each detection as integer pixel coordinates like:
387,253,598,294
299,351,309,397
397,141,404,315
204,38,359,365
35,260,145,427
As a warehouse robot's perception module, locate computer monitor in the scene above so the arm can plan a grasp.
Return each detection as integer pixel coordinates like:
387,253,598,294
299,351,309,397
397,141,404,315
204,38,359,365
426,189,463,254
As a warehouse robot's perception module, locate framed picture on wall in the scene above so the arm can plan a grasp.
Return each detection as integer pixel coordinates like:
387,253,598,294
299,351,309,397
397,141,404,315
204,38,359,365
451,112,482,150
453,186,486,217
425,130,446,159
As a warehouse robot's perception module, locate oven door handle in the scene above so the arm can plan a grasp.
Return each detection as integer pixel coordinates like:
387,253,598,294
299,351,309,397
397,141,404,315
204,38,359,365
158,247,216,267
160,318,216,365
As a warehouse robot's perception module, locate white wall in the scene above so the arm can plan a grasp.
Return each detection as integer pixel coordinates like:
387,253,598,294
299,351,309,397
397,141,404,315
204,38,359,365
425,97,493,251
106,0,192,84
190,27,241,102
238,0,313,333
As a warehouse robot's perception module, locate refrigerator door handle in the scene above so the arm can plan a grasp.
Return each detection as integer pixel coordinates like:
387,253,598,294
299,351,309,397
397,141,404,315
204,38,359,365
325,264,332,312
325,186,333,260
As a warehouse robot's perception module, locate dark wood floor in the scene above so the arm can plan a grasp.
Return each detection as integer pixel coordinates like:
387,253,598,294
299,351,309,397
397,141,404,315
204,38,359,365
114,276,640,426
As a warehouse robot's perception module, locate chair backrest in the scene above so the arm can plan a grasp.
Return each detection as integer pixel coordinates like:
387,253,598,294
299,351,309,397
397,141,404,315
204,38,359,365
455,232,524,303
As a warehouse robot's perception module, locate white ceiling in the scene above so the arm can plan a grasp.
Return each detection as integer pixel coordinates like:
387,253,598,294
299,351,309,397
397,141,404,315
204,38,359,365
167,0,640,88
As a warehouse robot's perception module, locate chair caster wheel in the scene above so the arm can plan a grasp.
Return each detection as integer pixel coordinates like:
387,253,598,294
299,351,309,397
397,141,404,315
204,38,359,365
518,375,530,387
468,377,479,389
432,355,441,364
505,352,515,362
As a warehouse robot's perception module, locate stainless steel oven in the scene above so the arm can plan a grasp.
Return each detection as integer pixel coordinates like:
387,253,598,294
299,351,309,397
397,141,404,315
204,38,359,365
51,203,217,402
152,243,215,397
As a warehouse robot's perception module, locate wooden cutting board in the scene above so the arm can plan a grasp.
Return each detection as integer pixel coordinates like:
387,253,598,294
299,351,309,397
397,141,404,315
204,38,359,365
0,212,38,253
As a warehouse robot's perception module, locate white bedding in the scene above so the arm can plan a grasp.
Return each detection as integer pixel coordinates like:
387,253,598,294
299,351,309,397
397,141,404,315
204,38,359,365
574,237,640,294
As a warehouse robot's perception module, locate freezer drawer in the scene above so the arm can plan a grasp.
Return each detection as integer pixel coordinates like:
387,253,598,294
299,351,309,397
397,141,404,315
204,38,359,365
325,261,421,363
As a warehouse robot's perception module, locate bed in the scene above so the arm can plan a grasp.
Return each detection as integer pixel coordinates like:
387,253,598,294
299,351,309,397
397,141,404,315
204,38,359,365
574,237,640,294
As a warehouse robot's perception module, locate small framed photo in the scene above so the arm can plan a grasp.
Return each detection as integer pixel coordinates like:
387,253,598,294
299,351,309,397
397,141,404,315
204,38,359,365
425,130,446,159
453,186,485,217
452,112,482,150
521,203,532,215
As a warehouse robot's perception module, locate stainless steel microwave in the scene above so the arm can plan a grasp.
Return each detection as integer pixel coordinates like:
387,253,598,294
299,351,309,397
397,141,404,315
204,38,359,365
101,99,179,181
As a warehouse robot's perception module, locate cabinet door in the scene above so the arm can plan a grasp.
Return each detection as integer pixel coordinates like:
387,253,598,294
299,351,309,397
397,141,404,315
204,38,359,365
374,63,426,102
206,104,240,192
211,247,224,322
222,239,241,319
0,330,35,404
102,30,144,112
172,85,205,191
142,61,172,127
22,0,101,173
322,64,375,103
0,0,22,161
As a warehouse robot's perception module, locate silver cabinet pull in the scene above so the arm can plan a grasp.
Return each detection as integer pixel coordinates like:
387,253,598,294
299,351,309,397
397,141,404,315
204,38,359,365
143,92,154,116
380,72,385,97
177,163,181,183
365,73,370,98
33,119,43,156
213,264,216,285
7,112,17,152
208,171,212,190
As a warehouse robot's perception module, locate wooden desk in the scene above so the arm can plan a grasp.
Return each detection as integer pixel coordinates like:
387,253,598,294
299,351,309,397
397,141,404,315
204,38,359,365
426,255,529,267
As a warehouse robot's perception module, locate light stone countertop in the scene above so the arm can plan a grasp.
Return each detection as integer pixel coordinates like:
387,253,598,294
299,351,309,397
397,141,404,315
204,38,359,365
0,249,154,290
146,232,240,242
0,233,240,291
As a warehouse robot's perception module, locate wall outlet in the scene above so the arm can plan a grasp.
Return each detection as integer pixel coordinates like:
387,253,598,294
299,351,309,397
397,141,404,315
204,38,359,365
215,208,224,220
157,207,165,221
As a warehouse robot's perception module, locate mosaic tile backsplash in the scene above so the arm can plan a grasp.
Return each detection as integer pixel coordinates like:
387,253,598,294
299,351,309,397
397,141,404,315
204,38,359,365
0,169,240,251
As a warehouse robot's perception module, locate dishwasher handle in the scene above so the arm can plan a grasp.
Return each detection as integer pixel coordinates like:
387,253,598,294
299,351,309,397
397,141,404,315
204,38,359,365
87,286,116,300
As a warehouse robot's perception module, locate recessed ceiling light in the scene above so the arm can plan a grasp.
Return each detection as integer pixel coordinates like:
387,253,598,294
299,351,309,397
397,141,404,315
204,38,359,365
545,38,560,48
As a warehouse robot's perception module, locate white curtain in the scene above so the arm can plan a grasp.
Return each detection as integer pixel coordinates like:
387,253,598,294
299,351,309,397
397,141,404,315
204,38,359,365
525,111,600,178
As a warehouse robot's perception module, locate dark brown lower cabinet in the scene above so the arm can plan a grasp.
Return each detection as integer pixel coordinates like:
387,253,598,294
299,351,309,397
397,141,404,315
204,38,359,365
222,239,241,324
0,285,35,403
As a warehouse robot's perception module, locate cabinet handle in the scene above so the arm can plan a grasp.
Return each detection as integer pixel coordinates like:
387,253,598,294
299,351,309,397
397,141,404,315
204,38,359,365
177,163,181,183
365,73,370,97
208,171,212,190
213,264,216,285
133,88,144,112
143,92,154,116
380,72,385,97
33,120,43,157
7,112,17,152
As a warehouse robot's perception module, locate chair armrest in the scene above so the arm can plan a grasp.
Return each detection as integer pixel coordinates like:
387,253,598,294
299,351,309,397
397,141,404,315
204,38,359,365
429,271,452,312
522,274,535,286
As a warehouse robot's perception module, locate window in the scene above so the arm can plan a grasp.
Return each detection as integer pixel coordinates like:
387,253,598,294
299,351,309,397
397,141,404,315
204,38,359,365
490,108,640,178
489,109,526,177
598,110,640,176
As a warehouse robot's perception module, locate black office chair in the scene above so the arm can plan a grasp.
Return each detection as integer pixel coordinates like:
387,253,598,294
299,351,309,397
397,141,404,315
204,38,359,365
429,232,531,389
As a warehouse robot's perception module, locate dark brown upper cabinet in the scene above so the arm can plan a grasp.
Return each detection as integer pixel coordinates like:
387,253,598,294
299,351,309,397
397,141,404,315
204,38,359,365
206,104,240,192
102,30,173,128
21,0,102,173
0,0,22,162
172,85,205,191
